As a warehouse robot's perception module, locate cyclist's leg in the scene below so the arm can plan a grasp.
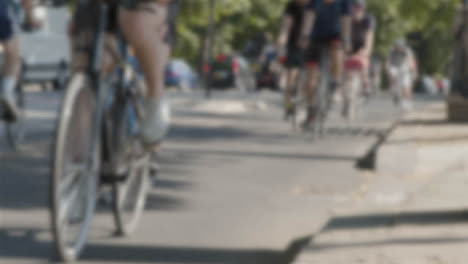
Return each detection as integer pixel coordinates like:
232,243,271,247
2,36,20,81
401,73,414,110
361,57,370,95
119,2,167,98
284,47,303,112
284,68,298,100
0,2,21,117
119,1,170,145
329,38,344,96
302,40,321,126
283,56,299,114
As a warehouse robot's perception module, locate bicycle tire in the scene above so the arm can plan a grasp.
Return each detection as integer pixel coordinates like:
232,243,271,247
50,73,100,262
111,96,149,236
5,79,26,150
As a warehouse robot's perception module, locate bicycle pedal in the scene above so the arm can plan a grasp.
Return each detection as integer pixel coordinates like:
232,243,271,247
100,173,128,184
100,163,130,184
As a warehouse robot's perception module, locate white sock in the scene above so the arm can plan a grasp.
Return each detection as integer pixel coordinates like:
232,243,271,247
2,76,17,94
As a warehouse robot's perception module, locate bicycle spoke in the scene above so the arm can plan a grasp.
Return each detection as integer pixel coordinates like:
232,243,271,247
58,180,81,226
60,164,86,195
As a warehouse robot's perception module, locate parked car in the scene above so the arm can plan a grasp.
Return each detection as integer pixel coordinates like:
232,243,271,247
165,59,199,91
209,54,255,91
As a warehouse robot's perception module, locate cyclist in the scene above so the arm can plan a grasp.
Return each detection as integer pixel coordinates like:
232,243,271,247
300,0,352,128
342,0,375,117
386,38,418,111
276,0,307,119
69,0,178,148
346,0,375,93
0,0,42,120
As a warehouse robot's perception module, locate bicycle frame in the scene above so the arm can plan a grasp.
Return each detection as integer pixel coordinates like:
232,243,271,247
74,0,133,180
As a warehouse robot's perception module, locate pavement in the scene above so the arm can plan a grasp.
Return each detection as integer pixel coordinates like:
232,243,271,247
0,87,413,264
292,101,468,264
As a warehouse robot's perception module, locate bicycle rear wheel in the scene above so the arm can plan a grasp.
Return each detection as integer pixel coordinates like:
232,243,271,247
50,73,100,262
112,98,150,236
5,79,26,150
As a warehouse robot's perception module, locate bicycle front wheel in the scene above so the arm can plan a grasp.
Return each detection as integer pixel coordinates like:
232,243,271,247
50,73,100,262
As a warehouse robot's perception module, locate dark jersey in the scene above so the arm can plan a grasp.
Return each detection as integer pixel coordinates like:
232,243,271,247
306,0,351,39
351,15,375,53
284,1,304,48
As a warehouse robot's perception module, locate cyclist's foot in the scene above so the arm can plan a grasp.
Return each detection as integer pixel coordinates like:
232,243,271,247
284,101,295,121
141,97,170,146
301,107,316,130
0,78,19,122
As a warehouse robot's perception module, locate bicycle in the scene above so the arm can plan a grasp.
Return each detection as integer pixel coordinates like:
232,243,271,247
310,46,333,138
50,1,152,261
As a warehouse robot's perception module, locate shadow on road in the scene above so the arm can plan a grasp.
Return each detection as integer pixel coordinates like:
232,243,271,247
0,226,310,264
175,110,273,123
399,119,449,126
169,124,252,141
0,150,49,210
303,209,468,253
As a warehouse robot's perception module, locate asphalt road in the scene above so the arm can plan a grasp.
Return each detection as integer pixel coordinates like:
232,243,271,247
0,87,413,264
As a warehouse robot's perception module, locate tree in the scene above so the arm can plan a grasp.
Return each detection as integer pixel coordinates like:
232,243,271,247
173,0,288,68
174,0,459,75
368,0,459,74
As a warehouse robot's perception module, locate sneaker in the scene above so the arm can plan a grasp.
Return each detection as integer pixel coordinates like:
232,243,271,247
0,84,19,122
141,97,171,145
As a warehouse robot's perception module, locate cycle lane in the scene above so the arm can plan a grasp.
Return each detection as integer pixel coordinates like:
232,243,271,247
0,90,407,264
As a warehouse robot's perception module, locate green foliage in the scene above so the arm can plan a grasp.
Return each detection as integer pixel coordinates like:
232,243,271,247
173,0,288,68
368,0,459,74
174,0,460,75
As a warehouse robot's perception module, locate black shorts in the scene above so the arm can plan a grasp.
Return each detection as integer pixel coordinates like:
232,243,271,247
285,46,304,69
306,34,342,67
74,0,177,45
72,1,117,34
